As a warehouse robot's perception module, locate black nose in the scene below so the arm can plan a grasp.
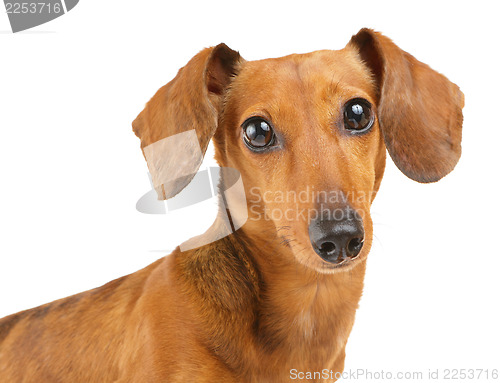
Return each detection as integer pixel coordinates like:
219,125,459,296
308,209,365,264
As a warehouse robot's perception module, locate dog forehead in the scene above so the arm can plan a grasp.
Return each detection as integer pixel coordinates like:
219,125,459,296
234,49,373,94
225,49,375,125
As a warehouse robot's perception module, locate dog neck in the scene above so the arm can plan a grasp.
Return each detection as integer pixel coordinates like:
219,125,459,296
176,224,366,380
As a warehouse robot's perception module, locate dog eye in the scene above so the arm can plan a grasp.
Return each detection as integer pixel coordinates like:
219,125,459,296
343,99,374,132
242,117,275,150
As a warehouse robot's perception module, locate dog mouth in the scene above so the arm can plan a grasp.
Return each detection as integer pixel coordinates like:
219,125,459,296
321,253,364,271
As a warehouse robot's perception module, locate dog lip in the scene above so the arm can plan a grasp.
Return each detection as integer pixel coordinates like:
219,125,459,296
323,255,362,270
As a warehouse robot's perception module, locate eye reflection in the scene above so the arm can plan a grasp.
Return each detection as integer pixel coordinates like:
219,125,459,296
242,117,275,150
343,99,374,132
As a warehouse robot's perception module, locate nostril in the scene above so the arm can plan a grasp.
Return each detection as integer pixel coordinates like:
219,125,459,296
309,212,364,265
347,237,364,258
319,241,336,255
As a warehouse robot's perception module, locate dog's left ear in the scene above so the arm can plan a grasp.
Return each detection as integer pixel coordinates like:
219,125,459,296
133,44,242,199
347,28,464,183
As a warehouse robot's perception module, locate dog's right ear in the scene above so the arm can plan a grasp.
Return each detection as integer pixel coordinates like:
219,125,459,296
133,44,242,199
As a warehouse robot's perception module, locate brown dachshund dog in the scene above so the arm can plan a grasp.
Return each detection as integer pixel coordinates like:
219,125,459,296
0,29,463,382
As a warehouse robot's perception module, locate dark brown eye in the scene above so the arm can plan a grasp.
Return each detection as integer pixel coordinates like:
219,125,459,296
242,117,275,150
343,99,374,132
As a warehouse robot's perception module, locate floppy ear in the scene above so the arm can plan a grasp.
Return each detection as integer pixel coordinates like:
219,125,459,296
347,28,464,183
132,44,242,199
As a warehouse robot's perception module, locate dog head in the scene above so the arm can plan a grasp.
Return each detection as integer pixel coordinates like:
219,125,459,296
133,28,463,273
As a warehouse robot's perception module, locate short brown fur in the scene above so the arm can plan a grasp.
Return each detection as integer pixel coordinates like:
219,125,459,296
0,29,463,382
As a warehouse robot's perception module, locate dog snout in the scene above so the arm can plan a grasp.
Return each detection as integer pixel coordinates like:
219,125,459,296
308,209,365,264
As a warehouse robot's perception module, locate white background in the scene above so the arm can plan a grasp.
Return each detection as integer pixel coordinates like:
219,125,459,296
1,0,499,380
